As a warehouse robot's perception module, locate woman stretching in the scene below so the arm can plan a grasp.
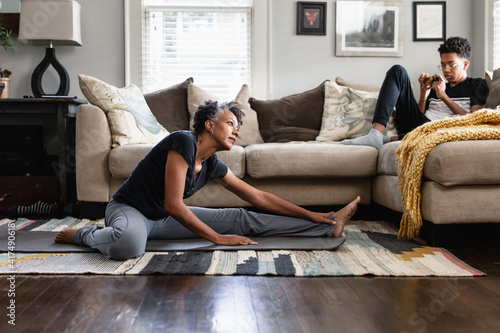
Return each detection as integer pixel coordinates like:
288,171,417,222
55,100,360,260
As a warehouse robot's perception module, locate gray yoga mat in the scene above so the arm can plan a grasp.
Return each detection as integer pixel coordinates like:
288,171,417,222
0,231,345,253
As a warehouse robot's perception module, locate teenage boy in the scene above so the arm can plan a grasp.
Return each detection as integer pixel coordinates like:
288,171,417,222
341,36,489,149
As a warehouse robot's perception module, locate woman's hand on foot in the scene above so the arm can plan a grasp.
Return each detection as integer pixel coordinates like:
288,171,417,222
308,211,337,225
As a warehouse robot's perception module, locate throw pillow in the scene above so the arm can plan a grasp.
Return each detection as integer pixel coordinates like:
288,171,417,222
335,77,381,92
78,74,169,147
316,81,397,142
265,127,320,143
144,77,193,132
187,83,264,146
249,81,328,142
485,69,500,109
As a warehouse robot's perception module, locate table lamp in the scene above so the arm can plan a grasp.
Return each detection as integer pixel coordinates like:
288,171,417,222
18,0,82,98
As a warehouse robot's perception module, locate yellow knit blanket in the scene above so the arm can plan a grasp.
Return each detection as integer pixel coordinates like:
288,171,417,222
396,109,500,239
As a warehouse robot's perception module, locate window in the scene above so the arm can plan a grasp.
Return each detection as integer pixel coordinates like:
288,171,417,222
487,0,500,70
125,0,255,101
126,0,270,99
493,0,500,69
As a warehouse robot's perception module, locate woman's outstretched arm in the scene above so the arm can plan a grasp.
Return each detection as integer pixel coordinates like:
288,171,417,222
164,150,257,245
217,169,359,225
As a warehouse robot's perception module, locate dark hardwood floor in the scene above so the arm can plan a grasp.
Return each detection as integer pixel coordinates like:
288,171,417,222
0,245,498,333
1,205,499,332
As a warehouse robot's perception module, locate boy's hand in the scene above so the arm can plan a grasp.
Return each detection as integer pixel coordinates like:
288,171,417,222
431,74,446,98
419,73,434,90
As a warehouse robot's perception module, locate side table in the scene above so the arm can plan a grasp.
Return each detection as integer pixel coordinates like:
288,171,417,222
0,98,86,205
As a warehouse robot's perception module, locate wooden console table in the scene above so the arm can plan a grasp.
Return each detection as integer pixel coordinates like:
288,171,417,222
0,98,86,203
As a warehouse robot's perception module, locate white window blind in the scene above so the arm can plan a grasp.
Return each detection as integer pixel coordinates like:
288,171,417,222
143,0,252,101
493,0,500,69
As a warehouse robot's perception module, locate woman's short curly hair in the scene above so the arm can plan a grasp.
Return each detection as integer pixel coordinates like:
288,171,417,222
192,100,245,135
438,37,471,60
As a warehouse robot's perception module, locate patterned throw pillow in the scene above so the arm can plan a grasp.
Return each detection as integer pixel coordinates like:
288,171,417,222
78,74,169,147
187,83,264,146
316,81,397,141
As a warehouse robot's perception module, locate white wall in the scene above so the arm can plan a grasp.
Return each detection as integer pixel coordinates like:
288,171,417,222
1,0,124,99
0,0,485,100
271,0,482,99
0,0,20,12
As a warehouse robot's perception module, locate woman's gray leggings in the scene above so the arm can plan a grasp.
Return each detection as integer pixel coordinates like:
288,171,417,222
74,199,335,260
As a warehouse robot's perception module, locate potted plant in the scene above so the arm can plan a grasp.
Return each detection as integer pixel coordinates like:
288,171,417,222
0,23,15,98
0,69,11,98
0,23,15,53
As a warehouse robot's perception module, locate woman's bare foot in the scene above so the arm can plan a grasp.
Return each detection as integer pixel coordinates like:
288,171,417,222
54,228,78,244
332,196,360,237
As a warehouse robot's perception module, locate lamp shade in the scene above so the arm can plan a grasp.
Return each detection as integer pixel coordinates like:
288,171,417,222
19,0,82,46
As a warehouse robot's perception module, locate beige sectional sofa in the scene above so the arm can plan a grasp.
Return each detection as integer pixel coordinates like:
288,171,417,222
75,74,500,243
374,140,500,224
76,103,376,208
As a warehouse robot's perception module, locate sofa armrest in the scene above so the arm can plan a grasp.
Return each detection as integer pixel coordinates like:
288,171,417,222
76,104,112,202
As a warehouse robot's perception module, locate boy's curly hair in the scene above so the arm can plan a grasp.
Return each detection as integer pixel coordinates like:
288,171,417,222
192,100,245,135
438,37,471,60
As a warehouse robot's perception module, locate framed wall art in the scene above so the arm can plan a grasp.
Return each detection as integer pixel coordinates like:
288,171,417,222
413,1,446,41
297,2,327,35
335,1,404,57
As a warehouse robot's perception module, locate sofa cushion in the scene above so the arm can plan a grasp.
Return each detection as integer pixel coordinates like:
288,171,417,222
423,140,500,185
420,182,500,224
211,146,246,178
109,144,155,178
485,68,500,109
245,141,378,179
183,177,372,207
144,77,193,132
373,174,500,224
316,81,397,142
109,144,246,179
249,81,327,142
187,83,265,146
378,140,500,185
377,141,400,175
78,74,169,147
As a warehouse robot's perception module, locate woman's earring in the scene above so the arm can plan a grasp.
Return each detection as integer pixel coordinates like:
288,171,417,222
210,131,214,136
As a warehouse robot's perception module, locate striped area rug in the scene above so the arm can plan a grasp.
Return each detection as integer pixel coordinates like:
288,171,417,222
0,218,484,276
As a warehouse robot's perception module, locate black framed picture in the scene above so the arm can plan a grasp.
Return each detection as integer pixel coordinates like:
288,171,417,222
297,2,327,35
413,1,446,41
